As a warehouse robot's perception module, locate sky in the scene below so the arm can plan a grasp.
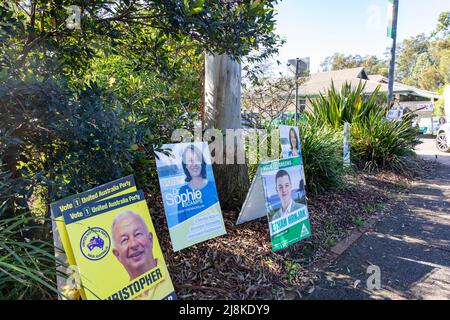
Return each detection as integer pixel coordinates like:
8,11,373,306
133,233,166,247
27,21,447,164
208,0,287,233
272,0,450,74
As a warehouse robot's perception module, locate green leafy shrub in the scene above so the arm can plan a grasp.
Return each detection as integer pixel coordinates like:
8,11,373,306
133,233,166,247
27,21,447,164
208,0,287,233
350,111,419,172
0,78,145,219
298,119,345,194
87,53,200,140
0,170,32,218
0,118,34,219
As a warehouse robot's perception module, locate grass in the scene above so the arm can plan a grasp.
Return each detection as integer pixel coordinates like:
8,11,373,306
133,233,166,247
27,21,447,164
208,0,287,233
325,238,337,248
363,204,376,215
353,216,365,228
285,260,302,284
0,215,66,300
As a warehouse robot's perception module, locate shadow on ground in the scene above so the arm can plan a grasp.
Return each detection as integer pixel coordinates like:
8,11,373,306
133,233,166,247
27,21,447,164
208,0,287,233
303,163,450,300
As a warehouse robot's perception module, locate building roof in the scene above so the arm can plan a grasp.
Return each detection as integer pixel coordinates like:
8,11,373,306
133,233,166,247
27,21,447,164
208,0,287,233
367,74,387,83
308,67,368,82
299,68,440,100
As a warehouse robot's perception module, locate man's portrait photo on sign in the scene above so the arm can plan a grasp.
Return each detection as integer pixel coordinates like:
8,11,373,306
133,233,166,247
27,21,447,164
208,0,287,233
272,170,304,221
62,188,176,300
260,157,311,252
261,161,307,221
111,210,158,281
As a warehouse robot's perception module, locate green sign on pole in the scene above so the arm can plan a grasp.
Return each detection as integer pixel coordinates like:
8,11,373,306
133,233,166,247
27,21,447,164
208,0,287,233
387,0,395,38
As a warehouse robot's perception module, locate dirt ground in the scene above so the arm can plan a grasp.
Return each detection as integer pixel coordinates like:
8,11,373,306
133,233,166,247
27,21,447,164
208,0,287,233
147,161,430,299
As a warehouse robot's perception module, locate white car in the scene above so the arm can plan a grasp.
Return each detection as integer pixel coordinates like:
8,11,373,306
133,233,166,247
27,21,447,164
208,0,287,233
436,123,450,152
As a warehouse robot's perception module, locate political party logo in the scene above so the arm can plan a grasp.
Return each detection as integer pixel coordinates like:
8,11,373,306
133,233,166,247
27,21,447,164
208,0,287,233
80,227,111,261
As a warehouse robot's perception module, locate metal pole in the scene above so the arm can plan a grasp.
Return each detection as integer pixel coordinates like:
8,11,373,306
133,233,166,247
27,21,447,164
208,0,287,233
295,58,299,123
388,0,399,106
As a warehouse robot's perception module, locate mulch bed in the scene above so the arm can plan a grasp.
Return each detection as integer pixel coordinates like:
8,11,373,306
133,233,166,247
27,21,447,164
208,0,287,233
145,161,435,300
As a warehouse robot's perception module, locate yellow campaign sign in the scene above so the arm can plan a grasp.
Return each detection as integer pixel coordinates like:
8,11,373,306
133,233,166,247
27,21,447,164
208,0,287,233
63,190,176,300
50,175,137,300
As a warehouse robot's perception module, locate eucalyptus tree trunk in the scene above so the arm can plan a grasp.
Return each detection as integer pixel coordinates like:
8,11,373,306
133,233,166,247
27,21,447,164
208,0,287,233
204,53,249,211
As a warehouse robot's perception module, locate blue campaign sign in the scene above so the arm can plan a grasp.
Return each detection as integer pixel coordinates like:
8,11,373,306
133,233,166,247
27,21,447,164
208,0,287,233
155,142,226,252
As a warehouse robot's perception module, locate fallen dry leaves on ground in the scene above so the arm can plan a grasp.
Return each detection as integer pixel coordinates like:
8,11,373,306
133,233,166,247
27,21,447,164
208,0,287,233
145,161,435,300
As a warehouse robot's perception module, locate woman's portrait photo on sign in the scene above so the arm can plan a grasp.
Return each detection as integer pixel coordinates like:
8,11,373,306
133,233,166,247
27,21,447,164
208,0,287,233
178,144,218,223
154,142,226,252
155,142,218,226
279,125,302,159
438,117,447,130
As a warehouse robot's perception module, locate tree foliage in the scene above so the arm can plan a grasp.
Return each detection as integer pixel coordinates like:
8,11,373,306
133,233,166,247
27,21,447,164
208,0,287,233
0,0,283,239
1,0,281,81
320,53,389,77
432,11,449,37
0,78,145,214
319,11,450,92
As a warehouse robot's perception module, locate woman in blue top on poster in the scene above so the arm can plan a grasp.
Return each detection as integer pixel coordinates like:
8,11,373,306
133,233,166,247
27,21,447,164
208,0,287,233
287,127,300,158
176,144,218,224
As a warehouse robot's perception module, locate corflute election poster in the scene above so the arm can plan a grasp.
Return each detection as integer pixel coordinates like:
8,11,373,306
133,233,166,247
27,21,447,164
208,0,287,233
279,125,302,160
62,190,176,300
155,142,226,252
260,157,311,251
50,175,137,299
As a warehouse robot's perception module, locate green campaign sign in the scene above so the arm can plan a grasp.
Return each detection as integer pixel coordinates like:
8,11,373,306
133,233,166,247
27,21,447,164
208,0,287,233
260,156,311,251
387,0,395,38
237,126,312,251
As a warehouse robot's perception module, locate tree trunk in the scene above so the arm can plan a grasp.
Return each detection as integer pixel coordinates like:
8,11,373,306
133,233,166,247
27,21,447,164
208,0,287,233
204,53,250,211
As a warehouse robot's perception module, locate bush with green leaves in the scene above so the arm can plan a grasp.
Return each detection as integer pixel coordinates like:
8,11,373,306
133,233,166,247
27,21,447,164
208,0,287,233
298,119,346,194
0,78,148,219
87,53,201,139
259,116,345,194
306,81,418,173
350,111,419,172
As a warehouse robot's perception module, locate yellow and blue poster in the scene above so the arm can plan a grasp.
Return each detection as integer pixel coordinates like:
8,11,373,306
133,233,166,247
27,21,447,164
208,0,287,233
50,175,137,299
62,190,176,300
155,142,226,252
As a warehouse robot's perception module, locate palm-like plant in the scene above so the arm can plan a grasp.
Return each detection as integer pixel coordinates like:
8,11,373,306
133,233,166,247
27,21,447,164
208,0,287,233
305,80,419,172
307,81,385,128
350,110,419,172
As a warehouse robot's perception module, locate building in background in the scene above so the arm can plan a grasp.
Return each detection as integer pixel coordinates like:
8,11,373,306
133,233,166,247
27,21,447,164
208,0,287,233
242,67,441,131
297,67,440,114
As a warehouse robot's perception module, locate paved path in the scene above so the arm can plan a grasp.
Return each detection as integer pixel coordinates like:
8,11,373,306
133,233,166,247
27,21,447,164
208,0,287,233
304,149,450,300
415,137,450,167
